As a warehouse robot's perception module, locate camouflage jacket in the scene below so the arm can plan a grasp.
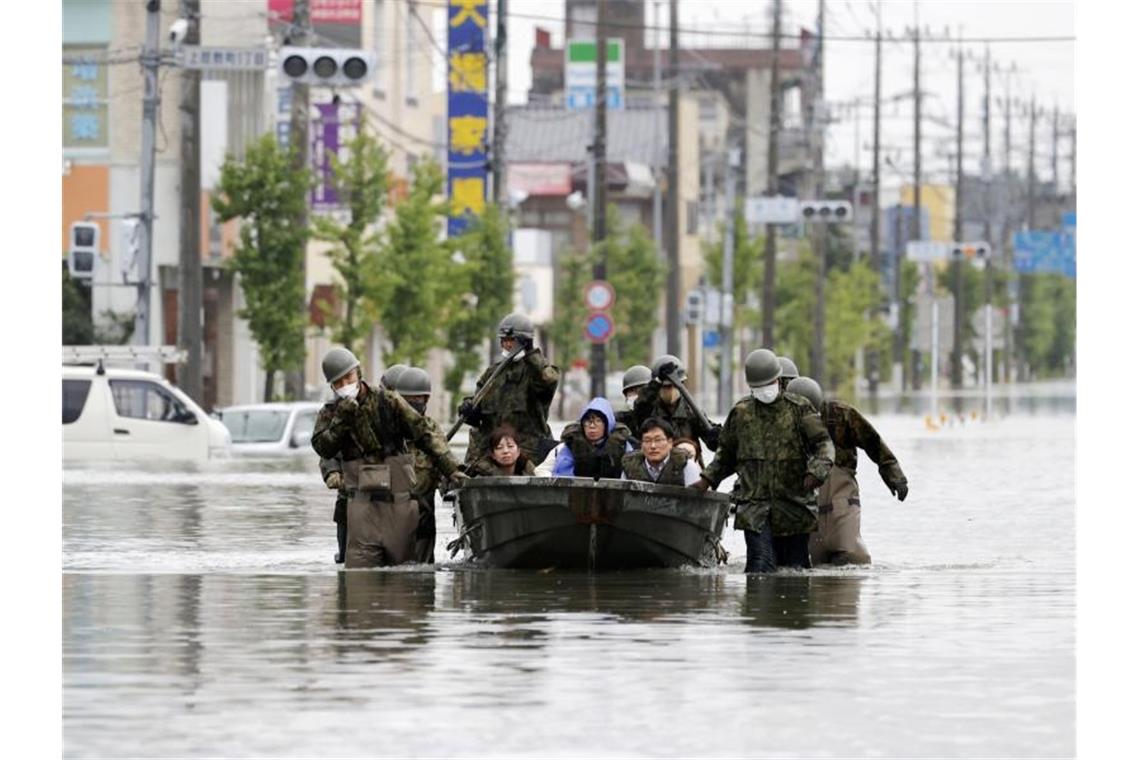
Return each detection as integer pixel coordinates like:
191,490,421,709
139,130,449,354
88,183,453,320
410,415,450,499
632,379,717,451
701,393,834,535
311,381,458,478
467,456,537,477
820,400,907,489
463,349,560,462
621,449,689,486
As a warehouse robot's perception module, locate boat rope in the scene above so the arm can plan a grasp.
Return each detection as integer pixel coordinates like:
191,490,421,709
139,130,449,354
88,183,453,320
446,520,483,558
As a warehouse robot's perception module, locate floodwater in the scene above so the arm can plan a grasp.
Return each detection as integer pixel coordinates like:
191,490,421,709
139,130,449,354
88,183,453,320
63,413,1074,758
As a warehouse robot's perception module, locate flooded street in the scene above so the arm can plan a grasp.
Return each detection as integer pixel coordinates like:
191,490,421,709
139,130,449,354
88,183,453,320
63,414,1074,758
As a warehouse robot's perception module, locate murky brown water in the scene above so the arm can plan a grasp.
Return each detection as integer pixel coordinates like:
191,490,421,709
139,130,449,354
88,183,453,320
63,414,1074,758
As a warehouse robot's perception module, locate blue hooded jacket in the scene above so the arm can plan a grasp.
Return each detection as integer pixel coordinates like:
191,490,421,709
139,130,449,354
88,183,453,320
552,397,633,476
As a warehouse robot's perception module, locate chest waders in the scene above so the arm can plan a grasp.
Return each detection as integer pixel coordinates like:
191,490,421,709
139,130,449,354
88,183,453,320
808,465,871,565
342,454,420,568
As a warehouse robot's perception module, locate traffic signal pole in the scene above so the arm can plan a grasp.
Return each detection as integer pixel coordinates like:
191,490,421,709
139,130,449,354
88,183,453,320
285,0,311,400
136,0,162,348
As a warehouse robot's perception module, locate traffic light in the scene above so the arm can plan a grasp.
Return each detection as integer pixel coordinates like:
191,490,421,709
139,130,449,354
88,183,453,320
951,242,991,260
278,47,376,86
68,221,99,281
685,290,703,325
799,200,853,223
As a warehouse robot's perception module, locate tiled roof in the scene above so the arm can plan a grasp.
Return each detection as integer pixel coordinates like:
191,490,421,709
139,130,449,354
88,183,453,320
505,106,668,167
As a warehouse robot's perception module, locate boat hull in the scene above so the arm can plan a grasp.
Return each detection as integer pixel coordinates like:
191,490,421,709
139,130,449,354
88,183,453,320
454,477,731,570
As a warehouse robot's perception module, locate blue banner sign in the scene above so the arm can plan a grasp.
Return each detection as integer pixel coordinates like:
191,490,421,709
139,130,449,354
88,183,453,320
1013,229,1075,278
447,0,489,237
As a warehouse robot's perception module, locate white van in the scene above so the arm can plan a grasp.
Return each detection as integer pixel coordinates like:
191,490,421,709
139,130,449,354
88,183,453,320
63,364,232,463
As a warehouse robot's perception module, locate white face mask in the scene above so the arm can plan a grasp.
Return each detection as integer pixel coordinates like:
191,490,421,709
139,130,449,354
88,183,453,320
334,382,359,400
624,394,639,409
501,349,524,362
751,383,780,404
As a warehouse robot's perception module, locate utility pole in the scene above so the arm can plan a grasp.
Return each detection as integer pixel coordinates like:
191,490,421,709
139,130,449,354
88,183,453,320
590,0,608,398
652,0,663,252
665,0,681,356
951,41,964,391
1051,104,1060,200
868,2,883,395
760,0,782,347
719,147,738,414
1001,80,1013,383
810,0,826,381
177,0,203,403
135,0,162,348
1070,122,1076,200
1028,95,1037,229
982,46,994,416
492,0,508,206
285,0,311,400
910,23,922,247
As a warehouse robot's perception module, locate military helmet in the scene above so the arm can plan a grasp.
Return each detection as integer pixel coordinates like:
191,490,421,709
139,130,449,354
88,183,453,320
778,356,800,379
497,312,535,341
744,349,781,387
321,347,360,385
622,365,652,393
786,376,823,411
651,354,688,383
394,367,431,397
380,363,409,390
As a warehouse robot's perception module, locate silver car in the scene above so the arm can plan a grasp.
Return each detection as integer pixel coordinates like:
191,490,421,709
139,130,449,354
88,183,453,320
216,402,323,456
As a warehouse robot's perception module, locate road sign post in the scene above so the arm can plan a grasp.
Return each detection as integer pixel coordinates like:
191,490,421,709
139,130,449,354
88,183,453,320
584,311,615,344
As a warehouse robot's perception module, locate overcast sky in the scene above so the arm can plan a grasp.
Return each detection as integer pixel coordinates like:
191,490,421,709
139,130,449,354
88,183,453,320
499,0,1076,195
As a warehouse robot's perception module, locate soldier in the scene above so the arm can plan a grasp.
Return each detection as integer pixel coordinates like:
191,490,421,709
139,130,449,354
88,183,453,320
620,417,702,486
615,364,652,432
777,356,799,391
691,349,834,573
468,424,537,477
458,313,560,464
550,397,634,479
379,363,409,391
632,354,722,461
786,376,909,566
311,347,463,569
393,367,447,564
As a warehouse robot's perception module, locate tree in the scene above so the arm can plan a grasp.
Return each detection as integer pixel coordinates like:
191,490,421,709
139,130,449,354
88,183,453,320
310,132,390,354
62,268,94,345
605,210,666,369
549,245,591,418
364,159,460,366
212,133,310,401
704,204,765,376
445,204,516,398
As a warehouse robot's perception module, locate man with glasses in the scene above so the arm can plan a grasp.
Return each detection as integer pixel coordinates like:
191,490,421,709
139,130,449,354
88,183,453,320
621,417,702,486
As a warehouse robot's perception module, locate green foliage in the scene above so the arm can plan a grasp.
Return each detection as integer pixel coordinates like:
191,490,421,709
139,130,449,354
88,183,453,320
1019,272,1076,378
445,204,516,397
62,268,94,345
605,210,666,368
704,204,765,347
212,133,310,400
771,239,816,369
824,260,886,396
310,132,390,354
364,159,460,366
549,244,592,418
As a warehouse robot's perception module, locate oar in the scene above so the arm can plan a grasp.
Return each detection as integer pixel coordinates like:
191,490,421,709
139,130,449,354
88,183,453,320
446,345,526,442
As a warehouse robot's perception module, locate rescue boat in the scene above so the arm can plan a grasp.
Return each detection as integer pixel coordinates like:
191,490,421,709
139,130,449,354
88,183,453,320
448,477,731,570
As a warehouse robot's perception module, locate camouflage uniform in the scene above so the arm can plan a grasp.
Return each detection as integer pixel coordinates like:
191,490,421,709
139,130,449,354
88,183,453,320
319,455,349,562
701,392,834,570
467,456,537,477
312,381,458,569
632,379,719,458
409,415,449,564
809,400,907,566
620,449,690,486
462,349,560,464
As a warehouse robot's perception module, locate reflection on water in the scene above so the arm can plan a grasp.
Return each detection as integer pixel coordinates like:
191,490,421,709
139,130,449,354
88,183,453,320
63,416,1074,758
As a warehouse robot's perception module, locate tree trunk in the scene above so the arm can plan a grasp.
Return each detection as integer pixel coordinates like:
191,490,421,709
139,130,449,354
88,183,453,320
264,368,276,402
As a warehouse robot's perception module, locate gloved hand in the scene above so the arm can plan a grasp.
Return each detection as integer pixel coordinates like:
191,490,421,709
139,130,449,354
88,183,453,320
803,473,823,491
656,360,679,381
889,481,909,502
689,477,711,492
324,471,343,490
705,423,722,451
338,397,359,413
457,399,481,423
517,335,534,353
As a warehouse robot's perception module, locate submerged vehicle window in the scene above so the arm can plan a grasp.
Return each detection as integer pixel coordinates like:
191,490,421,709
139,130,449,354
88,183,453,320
63,379,92,424
222,411,290,443
109,380,186,422
292,411,317,439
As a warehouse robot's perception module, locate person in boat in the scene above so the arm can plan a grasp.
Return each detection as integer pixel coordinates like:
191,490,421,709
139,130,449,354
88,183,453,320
691,349,834,573
393,367,448,564
632,354,722,462
457,312,560,465
615,364,652,434
620,417,703,485
311,347,464,569
786,376,909,566
673,437,703,467
468,424,537,477
777,355,799,391
549,397,634,479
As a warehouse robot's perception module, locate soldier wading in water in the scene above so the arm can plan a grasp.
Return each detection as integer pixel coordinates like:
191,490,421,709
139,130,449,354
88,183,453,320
311,348,463,569
691,349,835,573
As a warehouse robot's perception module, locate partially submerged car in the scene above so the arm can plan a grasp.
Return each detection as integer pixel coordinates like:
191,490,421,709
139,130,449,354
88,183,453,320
216,402,323,456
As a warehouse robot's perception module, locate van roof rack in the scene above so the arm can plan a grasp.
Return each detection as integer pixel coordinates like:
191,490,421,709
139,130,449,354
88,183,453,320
63,345,187,368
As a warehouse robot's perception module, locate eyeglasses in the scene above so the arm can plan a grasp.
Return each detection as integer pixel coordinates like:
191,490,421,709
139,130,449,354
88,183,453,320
641,436,669,445
582,417,605,427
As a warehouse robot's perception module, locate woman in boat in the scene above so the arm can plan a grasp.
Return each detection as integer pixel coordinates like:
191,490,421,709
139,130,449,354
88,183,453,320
468,424,536,477
548,397,634,479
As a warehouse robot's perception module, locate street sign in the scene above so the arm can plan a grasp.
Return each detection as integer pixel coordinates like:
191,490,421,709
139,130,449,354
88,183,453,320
906,241,953,262
584,280,616,311
584,311,615,344
1013,230,1075,278
177,46,269,71
702,330,720,349
744,196,800,225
